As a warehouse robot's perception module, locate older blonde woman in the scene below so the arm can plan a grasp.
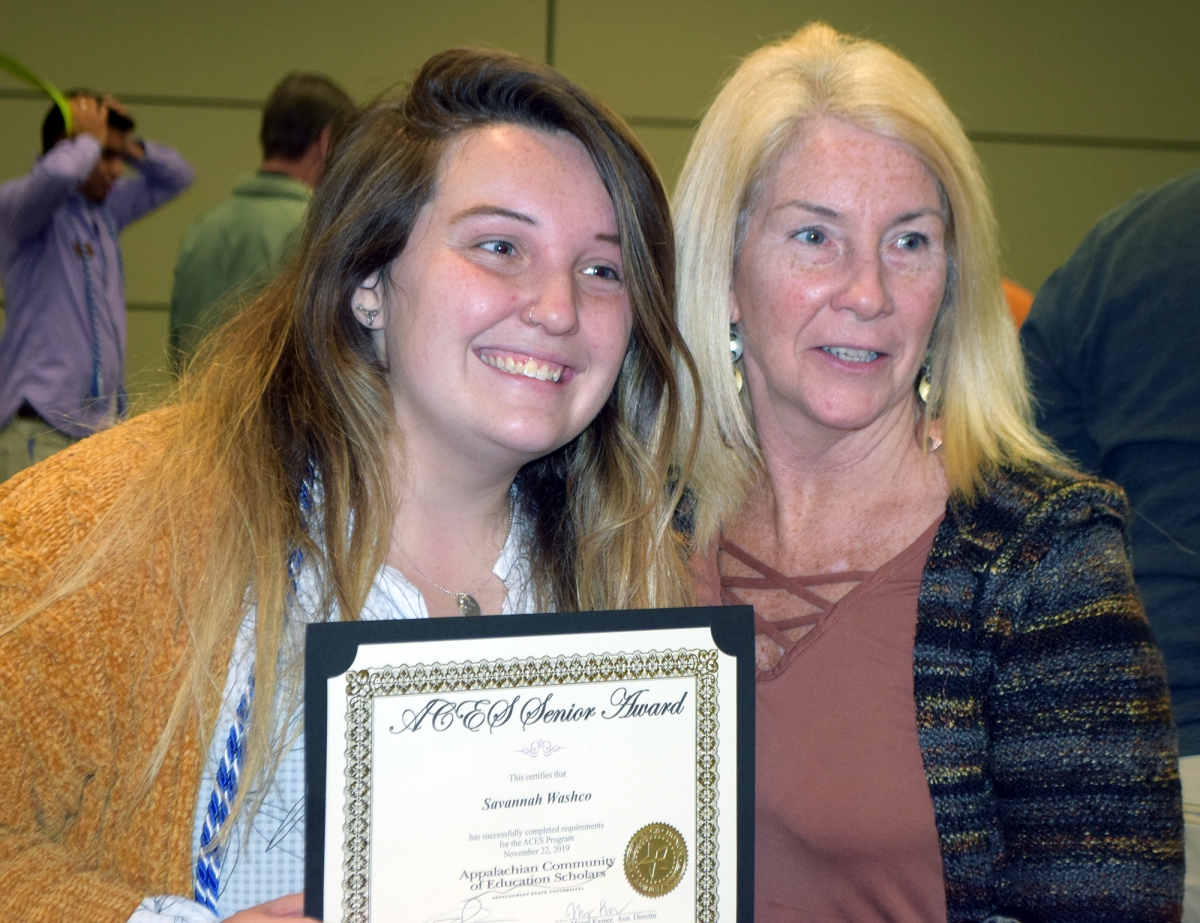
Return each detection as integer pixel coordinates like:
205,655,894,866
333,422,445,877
676,22,1182,923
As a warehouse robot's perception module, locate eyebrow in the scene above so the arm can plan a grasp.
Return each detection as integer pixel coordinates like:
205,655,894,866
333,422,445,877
775,200,840,219
895,208,943,223
451,205,622,245
451,205,536,225
775,200,943,224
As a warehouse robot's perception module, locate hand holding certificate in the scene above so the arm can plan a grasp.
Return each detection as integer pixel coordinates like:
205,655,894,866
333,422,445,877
305,608,754,922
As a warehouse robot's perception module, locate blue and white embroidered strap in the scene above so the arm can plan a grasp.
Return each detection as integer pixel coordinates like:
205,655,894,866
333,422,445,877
194,677,254,914
193,469,314,914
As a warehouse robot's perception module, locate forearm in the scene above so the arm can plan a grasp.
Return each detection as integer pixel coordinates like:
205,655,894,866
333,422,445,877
108,140,194,226
0,135,100,240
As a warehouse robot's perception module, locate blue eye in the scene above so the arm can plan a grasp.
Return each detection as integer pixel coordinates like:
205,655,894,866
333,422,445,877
481,240,516,256
896,233,928,250
794,228,826,245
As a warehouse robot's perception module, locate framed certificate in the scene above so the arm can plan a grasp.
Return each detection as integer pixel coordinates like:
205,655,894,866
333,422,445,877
304,607,754,922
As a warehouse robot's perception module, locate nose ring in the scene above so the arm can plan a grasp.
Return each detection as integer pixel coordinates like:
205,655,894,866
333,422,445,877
528,305,540,327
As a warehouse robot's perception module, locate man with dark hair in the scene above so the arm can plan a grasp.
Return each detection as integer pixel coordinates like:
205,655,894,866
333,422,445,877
0,93,193,480
168,73,354,370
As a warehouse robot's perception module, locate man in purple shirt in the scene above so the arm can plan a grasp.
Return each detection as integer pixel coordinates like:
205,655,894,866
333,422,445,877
0,93,193,480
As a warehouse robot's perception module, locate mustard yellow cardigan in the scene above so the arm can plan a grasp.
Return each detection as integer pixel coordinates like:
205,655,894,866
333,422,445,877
0,411,229,922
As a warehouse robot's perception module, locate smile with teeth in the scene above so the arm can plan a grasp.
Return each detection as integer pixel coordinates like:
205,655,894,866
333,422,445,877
822,346,879,363
482,352,564,382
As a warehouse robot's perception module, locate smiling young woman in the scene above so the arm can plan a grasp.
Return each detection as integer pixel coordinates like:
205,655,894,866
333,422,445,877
0,49,699,922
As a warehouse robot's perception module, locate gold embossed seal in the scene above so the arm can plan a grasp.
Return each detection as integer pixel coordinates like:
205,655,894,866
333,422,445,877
623,822,687,897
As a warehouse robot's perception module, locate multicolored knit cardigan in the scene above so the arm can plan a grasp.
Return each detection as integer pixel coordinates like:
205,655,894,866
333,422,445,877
916,465,1182,923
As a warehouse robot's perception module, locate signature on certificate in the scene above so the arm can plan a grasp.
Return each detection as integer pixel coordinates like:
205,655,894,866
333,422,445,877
424,897,517,923
556,897,641,922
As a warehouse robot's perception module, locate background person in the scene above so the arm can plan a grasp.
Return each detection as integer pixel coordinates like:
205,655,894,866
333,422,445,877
676,22,1182,923
0,49,697,923
0,93,193,479
1021,168,1200,921
168,73,354,372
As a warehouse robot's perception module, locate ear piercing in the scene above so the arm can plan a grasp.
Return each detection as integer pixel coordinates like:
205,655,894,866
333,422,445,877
353,303,379,325
730,324,744,393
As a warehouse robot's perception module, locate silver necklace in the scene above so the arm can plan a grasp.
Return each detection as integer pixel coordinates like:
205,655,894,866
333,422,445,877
394,494,515,616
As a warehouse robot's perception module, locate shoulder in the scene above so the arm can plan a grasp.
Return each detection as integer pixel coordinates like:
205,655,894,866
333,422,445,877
969,465,1118,523
932,465,1128,576
180,187,303,255
1028,168,1200,327
179,193,244,243
1057,168,1200,270
0,408,180,573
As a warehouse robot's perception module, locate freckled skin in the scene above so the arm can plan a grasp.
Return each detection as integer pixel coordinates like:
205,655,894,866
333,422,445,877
723,119,952,670
351,124,633,619
382,125,631,472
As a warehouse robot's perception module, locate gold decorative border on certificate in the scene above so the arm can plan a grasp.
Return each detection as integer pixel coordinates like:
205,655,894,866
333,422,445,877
341,648,721,923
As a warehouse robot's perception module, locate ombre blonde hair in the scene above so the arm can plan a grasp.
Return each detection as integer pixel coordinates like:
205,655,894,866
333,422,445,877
674,22,1062,545
10,49,699,834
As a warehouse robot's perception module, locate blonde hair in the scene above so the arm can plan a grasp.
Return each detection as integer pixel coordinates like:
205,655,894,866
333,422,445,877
674,22,1062,545
10,49,698,834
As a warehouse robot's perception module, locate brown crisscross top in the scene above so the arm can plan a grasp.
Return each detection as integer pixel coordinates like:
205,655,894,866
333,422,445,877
722,516,949,922
719,538,872,660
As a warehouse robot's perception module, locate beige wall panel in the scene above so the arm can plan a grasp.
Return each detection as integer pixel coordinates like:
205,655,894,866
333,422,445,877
0,1,544,101
0,99,51,304
555,0,1200,139
980,144,1200,291
126,307,172,414
628,125,695,196
0,98,46,181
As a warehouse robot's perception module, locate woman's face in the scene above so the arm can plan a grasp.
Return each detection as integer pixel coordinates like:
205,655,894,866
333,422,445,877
732,118,947,445
358,124,633,475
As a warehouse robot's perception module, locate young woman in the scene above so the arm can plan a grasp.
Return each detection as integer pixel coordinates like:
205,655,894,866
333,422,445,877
0,48,698,922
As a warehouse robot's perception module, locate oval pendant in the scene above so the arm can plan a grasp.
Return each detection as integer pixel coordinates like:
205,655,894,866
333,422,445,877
457,593,482,617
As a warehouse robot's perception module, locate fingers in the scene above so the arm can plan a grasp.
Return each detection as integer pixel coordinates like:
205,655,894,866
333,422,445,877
68,95,97,120
260,892,305,916
68,95,108,143
102,94,129,118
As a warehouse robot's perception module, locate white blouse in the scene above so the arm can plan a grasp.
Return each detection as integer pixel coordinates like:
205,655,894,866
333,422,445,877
129,525,534,922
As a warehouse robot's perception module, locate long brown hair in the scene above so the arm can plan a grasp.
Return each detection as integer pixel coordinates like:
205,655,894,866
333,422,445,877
20,48,699,824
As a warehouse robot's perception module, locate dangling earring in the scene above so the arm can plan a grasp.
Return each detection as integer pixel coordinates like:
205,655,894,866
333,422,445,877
917,357,932,404
730,324,744,393
916,356,941,451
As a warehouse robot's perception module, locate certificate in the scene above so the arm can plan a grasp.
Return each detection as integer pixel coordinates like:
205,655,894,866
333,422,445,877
304,607,754,922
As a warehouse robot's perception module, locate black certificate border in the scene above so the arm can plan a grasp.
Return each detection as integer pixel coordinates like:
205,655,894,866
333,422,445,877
304,605,754,922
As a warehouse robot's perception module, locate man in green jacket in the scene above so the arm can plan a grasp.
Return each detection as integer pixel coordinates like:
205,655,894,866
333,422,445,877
168,73,354,371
